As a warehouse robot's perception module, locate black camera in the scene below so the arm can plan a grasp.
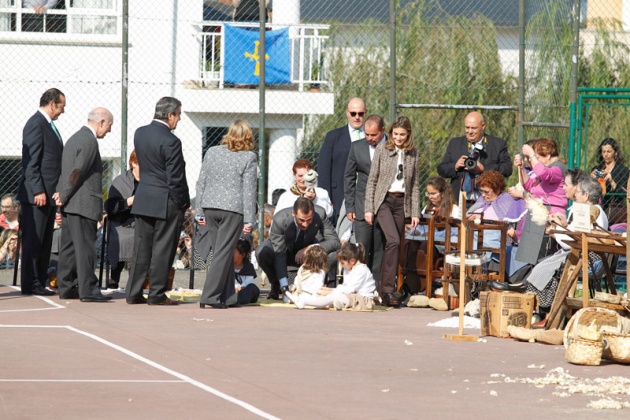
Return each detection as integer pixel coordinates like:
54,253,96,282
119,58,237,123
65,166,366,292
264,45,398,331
464,149,480,170
464,142,484,171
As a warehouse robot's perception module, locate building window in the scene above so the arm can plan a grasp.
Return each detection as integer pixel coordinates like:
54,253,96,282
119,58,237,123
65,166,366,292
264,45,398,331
202,126,264,159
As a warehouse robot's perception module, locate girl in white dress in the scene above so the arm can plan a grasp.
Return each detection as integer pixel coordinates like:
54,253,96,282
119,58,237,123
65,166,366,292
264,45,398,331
286,242,376,310
289,245,328,296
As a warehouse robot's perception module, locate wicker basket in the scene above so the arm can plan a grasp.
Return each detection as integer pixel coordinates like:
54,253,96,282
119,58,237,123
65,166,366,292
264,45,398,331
602,332,630,364
563,307,622,349
565,337,605,366
593,291,622,305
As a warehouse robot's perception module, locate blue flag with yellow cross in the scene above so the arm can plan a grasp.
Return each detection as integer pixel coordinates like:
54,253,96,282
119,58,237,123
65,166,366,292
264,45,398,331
224,24,291,84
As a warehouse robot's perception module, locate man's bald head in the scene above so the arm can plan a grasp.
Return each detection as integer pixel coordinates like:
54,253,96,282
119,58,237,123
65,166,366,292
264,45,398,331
345,97,367,130
464,111,486,143
88,107,114,139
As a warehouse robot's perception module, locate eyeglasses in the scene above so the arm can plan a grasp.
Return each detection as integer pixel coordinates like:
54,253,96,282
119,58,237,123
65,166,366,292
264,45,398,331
349,112,365,118
396,164,403,180
479,188,493,195
425,191,441,197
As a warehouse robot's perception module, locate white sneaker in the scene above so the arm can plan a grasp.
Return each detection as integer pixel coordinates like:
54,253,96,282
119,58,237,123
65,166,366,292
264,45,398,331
284,292,304,309
333,299,346,311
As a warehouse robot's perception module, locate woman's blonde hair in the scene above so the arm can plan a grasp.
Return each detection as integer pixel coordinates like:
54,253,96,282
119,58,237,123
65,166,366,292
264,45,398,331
385,116,415,152
222,119,254,152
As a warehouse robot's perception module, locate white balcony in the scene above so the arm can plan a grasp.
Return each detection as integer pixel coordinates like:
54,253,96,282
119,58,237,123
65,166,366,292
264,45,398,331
195,21,329,92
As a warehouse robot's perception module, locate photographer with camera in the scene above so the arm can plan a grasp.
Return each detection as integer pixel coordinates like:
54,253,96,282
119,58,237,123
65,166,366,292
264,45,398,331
437,112,512,204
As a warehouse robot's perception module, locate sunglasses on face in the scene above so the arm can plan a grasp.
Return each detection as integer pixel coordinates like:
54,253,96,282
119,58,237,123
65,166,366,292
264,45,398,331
349,112,365,118
397,164,403,180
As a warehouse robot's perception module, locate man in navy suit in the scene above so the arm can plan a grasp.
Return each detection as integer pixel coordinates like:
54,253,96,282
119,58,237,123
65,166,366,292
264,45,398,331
126,97,190,306
437,111,512,204
317,97,366,224
18,88,65,296
344,114,386,282
55,108,114,302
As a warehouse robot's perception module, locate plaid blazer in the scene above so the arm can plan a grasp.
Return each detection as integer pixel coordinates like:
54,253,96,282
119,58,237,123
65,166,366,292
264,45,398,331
365,143,420,218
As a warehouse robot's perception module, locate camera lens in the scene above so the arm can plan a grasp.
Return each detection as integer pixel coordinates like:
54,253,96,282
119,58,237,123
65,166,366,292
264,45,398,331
464,157,477,170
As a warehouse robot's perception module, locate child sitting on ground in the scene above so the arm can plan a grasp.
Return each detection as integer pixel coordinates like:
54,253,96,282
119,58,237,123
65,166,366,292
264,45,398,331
286,242,376,310
234,239,260,304
289,245,329,297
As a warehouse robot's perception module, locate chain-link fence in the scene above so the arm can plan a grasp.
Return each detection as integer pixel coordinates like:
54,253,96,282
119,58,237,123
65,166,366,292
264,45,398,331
0,0,628,286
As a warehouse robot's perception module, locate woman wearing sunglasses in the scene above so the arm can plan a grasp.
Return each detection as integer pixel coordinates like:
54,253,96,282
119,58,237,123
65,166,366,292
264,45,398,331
365,116,420,306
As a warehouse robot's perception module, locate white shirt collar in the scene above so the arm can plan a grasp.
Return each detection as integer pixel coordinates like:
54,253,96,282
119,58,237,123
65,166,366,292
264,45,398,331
347,124,364,141
38,109,52,123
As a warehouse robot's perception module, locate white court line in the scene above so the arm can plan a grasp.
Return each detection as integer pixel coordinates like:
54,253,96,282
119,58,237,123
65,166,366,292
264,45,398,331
0,285,65,313
0,325,280,420
0,379,185,383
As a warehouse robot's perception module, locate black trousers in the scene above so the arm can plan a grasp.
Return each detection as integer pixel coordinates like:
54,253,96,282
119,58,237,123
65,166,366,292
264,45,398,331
20,203,56,293
377,194,406,295
126,199,184,304
57,212,100,299
354,218,384,284
199,209,243,306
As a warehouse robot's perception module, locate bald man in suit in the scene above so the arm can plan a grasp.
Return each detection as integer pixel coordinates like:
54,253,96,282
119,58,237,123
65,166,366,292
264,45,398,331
317,97,366,223
55,108,114,302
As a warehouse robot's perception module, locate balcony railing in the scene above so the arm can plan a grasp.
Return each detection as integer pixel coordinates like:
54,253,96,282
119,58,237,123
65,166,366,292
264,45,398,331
0,1,119,35
197,21,329,91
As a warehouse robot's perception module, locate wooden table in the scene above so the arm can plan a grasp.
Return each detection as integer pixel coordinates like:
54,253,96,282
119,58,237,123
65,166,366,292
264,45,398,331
545,230,626,329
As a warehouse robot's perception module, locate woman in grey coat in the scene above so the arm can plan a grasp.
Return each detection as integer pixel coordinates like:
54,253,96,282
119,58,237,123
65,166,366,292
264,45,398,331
196,119,258,308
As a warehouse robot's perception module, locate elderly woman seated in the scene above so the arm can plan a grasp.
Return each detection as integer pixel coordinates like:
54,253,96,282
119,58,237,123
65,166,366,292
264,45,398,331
274,159,333,218
103,150,140,289
526,175,609,320
465,170,527,280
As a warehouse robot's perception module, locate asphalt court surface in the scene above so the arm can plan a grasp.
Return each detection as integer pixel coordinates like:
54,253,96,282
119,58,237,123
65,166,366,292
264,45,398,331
2,283,630,419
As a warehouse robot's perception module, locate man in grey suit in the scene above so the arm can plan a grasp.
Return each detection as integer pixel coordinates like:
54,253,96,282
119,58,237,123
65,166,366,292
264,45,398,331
126,97,190,306
256,197,340,300
344,114,386,283
55,108,113,302
18,88,65,296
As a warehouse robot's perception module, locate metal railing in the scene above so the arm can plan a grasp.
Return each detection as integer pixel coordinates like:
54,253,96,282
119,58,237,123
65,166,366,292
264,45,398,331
0,1,119,35
197,21,329,91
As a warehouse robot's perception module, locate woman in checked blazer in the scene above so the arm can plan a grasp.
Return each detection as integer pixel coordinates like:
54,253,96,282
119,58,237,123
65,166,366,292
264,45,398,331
196,119,258,309
364,116,420,306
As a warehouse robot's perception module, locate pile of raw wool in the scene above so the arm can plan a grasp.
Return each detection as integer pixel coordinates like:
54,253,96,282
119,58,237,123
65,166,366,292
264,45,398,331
500,367,630,410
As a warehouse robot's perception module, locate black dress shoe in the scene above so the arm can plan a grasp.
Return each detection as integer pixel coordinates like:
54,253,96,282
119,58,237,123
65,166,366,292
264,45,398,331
126,296,148,304
507,282,528,293
80,294,112,302
382,293,402,307
148,297,179,306
267,285,282,300
488,280,508,291
60,288,80,300
29,287,56,296
200,302,227,309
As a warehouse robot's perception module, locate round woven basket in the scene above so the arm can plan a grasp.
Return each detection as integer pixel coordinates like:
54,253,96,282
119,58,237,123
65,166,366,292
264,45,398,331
563,307,622,349
602,332,630,364
565,337,604,366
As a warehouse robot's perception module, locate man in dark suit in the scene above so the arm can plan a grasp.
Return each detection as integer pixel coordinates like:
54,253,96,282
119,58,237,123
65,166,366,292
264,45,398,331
18,88,66,296
55,108,114,302
344,114,386,283
256,197,340,300
437,111,512,204
317,97,366,223
126,97,190,306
